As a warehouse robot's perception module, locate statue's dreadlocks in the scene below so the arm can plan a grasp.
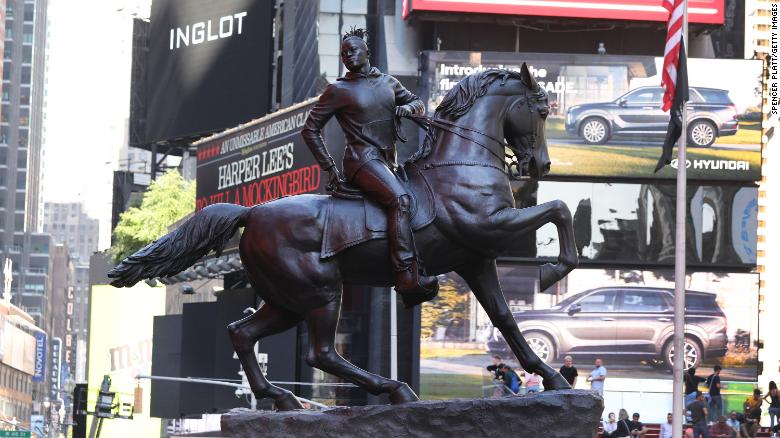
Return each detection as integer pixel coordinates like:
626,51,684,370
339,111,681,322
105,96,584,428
342,26,369,43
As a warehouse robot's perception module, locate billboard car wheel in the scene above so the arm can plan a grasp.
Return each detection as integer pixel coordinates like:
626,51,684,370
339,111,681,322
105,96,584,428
688,120,716,147
524,332,555,364
580,117,610,144
664,337,702,371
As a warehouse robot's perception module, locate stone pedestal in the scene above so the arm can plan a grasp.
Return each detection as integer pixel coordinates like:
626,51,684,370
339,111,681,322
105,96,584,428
221,390,603,438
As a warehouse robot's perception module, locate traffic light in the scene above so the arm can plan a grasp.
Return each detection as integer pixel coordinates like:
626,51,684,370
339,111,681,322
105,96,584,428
94,375,116,419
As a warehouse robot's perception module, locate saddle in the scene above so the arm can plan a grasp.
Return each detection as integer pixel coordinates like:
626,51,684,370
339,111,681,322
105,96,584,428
320,166,436,259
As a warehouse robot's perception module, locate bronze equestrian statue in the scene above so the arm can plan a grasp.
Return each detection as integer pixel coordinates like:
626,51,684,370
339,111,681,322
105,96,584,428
302,28,437,309
108,30,578,411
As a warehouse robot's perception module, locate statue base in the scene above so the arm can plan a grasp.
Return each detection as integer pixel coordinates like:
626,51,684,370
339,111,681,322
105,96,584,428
220,390,603,438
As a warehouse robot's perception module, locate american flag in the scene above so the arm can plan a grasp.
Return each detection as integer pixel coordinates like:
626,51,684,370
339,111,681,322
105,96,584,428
655,0,689,173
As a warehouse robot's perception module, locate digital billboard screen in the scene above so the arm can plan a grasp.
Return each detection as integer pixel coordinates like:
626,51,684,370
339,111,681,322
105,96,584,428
194,98,346,211
146,0,274,143
500,180,758,269
87,284,165,437
404,0,724,24
421,51,763,182
420,267,759,423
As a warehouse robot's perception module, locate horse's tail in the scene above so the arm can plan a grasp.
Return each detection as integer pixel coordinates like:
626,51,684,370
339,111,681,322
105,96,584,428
107,203,251,287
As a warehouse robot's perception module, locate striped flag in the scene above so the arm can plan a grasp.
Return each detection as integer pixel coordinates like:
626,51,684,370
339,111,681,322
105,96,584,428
656,0,689,173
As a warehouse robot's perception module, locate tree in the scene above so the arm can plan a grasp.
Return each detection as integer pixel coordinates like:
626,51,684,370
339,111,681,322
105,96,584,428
109,170,196,263
420,276,470,340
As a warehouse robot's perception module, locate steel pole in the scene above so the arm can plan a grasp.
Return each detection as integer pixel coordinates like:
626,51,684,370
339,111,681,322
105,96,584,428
391,288,398,380
672,2,689,437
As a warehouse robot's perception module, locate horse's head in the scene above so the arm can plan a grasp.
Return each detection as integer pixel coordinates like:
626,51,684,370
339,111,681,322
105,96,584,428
503,63,551,179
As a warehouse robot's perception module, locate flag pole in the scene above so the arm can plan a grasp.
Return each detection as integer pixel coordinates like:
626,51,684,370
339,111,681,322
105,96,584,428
672,1,689,437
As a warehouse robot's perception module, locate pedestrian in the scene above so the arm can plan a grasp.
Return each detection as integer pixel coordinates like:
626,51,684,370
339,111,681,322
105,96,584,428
660,412,674,438
587,358,607,395
560,355,579,388
725,411,740,437
709,416,734,438
614,409,632,438
685,367,707,409
499,364,521,394
763,381,779,433
628,412,646,438
741,389,762,438
602,412,618,438
486,355,506,381
687,391,710,438
525,371,543,393
706,365,723,423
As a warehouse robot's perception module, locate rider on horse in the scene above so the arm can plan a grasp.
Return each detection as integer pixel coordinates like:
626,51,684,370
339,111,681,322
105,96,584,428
302,28,438,304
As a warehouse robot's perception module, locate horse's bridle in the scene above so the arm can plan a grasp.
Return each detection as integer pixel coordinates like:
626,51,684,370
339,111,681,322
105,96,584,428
405,92,542,180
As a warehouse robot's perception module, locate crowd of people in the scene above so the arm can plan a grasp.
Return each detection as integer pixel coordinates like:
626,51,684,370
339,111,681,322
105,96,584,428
487,355,779,438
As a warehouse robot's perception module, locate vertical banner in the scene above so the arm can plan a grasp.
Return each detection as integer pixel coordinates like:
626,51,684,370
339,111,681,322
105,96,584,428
770,4,779,119
33,331,46,383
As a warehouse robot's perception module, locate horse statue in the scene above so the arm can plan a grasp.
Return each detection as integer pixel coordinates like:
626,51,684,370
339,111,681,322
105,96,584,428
108,63,579,410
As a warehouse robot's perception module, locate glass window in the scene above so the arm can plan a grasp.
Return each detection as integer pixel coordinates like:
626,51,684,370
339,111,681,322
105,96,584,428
23,4,34,22
578,290,618,312
19,88,29,106
2,89,9,101
14,214,23,231
3,42,12,59
697,89,732,104
19,108,28,126
5,27,12,40
0,169,6,186
6,6,13,19
2,65,10,81
620,290,670,312
1,104,8,123
16,171,25,189
17,150,25,168
0,148,6,164
22,45,31,63
18,129,28,148
14,193,24,211
21,66,30,83
624,89,659,104
23,31,33,44
686,294,718,311
0,127,7,144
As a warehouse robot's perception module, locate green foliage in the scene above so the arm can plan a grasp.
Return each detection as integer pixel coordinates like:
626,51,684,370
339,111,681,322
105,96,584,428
420,276,469,340
109,170,195,263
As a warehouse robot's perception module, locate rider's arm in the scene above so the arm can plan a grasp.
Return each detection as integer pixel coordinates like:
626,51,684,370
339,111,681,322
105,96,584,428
391,77,425,115
302,85,341,171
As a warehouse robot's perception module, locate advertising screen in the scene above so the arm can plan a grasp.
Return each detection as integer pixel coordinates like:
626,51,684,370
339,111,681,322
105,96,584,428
87,284,165,437
420,267,759,422
404,0,724,24
194,98,346,211
421,51,763,181
500,180,758,269
146,0,274,143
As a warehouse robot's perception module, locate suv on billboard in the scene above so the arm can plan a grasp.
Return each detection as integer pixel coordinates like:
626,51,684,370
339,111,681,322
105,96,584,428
486,286,728,370
564,86,739,147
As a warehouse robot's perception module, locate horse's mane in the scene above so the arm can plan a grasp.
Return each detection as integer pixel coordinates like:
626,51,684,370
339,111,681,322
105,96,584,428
409,69,526,162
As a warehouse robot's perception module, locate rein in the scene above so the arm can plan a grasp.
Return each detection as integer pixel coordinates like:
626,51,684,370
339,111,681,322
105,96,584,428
406,114,533,180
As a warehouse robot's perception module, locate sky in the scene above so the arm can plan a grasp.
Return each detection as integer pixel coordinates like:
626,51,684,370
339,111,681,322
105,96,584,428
42,0,150,250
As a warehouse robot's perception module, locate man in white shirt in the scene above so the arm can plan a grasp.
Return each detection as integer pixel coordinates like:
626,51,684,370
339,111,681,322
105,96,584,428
660,412,674,438
586,358,607,395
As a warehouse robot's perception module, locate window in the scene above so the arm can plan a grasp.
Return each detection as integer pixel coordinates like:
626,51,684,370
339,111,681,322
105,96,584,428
22,45,31,64
624,89,660,104
15,193,24,210
0,148,6,165
686,294,718,311
16,150,25,168
16,171,25,189
1,104,8,123
19,108,28,126
3,42,12,59
620,290,670,312
578,290,618,312
0,169,6,186
6,6,13,19
23,4,34,22
2,89,9,102
5,27,12,40
21,66,30,84
19,88,29,106
23,31,33,44
18,129,27,147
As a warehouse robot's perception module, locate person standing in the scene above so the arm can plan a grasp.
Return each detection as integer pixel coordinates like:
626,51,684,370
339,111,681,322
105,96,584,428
560,355,579,388
707,365,723,423
763,381,779,433
687,391,710,438
660,413,674,438
587,358,607,395
685,367,707,409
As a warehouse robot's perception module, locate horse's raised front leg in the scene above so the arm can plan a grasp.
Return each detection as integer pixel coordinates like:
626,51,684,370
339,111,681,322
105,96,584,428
304,295,419,404
492,200,578,290
456,259,571,390
227,303,304,410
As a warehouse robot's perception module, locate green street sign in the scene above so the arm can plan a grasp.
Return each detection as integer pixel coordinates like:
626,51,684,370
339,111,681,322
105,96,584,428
0,432,32,437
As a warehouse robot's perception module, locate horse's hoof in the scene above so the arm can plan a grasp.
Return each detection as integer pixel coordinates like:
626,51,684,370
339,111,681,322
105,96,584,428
539,263,561,291
389,383,420,404
273,392,304,411
542,373,572,391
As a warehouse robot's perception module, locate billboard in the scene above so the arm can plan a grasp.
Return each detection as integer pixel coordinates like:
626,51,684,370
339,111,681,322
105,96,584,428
0,321,36,375
403,0,724,24
500,180,758,269
87,284,165,438
420,267,759,422
421,51,763,181
194,98,346,211
146,0,274,143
